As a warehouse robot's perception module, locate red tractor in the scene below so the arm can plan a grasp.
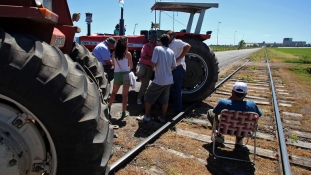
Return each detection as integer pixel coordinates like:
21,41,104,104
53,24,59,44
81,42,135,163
79,1,219,103
0,0,113,174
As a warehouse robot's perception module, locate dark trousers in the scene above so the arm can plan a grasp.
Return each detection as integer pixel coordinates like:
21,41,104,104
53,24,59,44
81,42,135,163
170,66,185,113
103,65,114,82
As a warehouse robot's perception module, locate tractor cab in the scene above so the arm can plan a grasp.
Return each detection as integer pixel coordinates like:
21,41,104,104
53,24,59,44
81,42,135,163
143,1,219,41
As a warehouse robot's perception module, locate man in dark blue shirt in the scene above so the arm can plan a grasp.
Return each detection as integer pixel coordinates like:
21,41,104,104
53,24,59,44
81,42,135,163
207,82,262,145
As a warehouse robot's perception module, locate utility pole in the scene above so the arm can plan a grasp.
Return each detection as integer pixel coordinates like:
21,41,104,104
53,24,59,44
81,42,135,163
234,31,237,46
217,22,221,45
154,0,156,28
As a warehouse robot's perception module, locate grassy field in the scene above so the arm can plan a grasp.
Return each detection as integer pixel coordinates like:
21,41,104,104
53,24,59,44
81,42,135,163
210,45,239,52
209,45,260,52
266,47,311,86
270,48,311,64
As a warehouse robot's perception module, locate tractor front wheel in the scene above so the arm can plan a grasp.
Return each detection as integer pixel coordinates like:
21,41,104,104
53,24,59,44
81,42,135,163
0,29,113,175
181,38,219,103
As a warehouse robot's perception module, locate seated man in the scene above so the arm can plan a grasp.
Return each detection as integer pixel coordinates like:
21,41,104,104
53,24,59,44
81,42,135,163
207,82,262,146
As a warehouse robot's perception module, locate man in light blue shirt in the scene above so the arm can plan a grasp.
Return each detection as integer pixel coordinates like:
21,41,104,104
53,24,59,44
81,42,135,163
93,37,116,81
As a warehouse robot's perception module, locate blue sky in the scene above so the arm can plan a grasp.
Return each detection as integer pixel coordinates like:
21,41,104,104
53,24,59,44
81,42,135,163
67,0,311,45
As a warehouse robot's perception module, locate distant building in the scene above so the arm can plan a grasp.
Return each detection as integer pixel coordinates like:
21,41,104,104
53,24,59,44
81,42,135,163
283,38,306,47
258,41,282,47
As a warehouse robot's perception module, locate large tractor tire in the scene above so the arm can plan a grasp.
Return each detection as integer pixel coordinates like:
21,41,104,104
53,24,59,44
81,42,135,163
0,29,113,175
181,38,219,103
70,42,111,101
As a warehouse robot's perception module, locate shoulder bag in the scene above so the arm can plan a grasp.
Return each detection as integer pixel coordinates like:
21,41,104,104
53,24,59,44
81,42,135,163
115,58,131,86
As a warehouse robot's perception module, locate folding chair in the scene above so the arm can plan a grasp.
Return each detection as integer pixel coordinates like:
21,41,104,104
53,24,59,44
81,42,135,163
212,109,259,162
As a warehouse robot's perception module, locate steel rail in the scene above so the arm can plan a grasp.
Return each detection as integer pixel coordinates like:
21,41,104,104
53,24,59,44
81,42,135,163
266,52,292,175
109,102,199,174
109,58,251,174
212,58,251,92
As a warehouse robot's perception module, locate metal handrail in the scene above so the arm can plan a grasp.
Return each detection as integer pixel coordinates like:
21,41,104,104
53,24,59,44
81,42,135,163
266,53,292,175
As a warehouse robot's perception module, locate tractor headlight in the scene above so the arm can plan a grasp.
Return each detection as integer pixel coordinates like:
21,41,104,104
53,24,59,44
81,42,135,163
34,0,43,6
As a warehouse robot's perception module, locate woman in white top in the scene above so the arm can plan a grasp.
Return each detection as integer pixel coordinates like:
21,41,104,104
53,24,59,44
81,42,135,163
108,36,133,118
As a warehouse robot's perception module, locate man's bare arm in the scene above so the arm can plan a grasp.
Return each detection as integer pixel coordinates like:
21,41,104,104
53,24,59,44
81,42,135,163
176,44,191,62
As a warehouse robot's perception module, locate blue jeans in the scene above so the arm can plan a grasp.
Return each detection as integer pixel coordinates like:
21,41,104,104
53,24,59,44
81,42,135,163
171,66,185,113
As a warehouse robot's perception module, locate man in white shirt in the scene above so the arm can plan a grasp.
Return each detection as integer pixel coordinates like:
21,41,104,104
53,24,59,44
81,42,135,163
167,30,191,115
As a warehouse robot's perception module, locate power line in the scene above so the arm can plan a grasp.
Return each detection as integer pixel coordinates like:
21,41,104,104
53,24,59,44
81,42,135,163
161,11,222,34
162,11,186,27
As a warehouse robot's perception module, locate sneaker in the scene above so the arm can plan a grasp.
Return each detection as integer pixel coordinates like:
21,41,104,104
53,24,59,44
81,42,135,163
121,112,127,119
212,134,225,144
137,98,142,105
235,137,244,145
157,116,166,123
136,115,151,122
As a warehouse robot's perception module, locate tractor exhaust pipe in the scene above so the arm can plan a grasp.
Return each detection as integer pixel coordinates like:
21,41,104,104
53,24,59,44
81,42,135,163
85,13,93,36
119,7,124,36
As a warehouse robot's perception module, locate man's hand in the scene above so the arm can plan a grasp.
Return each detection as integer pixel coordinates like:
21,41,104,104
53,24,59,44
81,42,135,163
104,60,113,66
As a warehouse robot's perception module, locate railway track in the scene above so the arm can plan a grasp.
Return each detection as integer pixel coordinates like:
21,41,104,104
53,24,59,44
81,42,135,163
107,50,311,175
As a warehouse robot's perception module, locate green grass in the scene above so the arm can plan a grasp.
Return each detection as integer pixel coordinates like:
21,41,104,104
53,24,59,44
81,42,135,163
289,64,311,79
240,75,258,83
209,45,260,52
210,45,239,52
247,48,266,62
266,48,311,86
270,48,311,64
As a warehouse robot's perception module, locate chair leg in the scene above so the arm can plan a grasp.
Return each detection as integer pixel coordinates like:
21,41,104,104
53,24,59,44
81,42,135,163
253,130,257,162
212,116,217,156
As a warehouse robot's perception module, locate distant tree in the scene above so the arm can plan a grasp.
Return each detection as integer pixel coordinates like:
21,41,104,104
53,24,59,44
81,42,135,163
238,40,246,50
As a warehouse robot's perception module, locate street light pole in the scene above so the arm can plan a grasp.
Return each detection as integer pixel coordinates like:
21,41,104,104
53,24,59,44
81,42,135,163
217,22,221,45
133,23,138,35
234,31,237,46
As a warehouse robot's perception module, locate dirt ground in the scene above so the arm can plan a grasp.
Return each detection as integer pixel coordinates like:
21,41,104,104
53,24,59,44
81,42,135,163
109,50,311,175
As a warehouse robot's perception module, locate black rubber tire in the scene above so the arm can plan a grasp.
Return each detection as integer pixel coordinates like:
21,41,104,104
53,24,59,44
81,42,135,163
0,29,113,175
181,38,219,103
70,42,110,101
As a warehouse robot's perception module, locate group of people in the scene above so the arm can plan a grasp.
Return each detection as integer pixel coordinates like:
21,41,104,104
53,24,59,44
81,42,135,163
93,30,191,121
92,30,262,145
135,30,191,123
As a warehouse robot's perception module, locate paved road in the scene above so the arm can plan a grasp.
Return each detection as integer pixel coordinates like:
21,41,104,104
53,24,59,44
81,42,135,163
215,48,261,69
109,48,262,119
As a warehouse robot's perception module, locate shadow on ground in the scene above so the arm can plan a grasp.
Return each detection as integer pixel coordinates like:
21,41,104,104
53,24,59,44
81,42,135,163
203,142,255,175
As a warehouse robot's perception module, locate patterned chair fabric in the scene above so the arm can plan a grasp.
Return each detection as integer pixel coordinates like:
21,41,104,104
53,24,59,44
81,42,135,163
218,110,259,137
212,109,259,163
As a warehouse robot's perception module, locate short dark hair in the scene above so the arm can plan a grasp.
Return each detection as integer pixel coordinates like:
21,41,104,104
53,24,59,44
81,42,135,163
166,30,176,37
233,90,246,98
160,34,170,47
